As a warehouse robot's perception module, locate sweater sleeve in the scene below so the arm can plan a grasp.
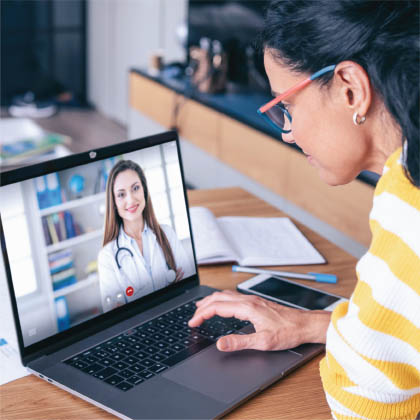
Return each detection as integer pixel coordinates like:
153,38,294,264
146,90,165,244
319,148,420,420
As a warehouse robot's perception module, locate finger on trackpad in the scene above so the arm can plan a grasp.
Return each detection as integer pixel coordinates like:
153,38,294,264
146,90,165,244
163,344,302,404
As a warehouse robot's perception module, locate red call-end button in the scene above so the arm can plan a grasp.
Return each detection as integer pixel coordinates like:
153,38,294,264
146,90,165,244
126,286,134,297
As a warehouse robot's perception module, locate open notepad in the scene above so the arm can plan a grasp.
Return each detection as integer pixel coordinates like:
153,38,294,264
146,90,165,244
189,206,326,266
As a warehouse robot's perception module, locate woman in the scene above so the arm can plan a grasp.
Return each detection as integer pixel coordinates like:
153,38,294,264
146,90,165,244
189,1,420,419
98,159,194,312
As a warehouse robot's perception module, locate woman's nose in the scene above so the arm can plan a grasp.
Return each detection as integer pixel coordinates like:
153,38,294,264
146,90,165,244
126,192,135,203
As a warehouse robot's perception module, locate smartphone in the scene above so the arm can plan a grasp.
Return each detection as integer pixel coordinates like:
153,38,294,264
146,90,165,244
237,274,348,311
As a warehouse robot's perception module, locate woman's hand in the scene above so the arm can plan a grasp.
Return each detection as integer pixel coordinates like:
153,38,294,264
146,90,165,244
188,290,331,352
175,267,184,282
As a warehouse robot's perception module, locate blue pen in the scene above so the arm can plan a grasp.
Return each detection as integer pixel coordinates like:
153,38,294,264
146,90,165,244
232,265,337,284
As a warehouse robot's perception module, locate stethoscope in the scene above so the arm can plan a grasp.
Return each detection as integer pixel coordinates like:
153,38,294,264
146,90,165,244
115,234,176,283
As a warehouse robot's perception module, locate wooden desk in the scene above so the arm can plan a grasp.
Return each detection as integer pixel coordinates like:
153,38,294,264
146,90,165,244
0,188,358,420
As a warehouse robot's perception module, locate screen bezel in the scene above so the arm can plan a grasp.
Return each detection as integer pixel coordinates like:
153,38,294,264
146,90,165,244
0,131,200,364
237,274,345,311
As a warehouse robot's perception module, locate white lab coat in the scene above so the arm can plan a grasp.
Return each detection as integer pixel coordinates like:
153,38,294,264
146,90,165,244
97,223,195,312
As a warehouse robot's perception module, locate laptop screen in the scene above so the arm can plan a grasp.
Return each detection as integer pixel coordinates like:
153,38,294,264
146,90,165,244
0,138,197,347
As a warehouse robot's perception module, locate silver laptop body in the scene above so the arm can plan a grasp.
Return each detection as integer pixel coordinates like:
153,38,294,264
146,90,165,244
0,131,323,419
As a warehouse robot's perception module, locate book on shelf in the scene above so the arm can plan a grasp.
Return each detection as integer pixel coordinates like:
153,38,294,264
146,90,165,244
42,217,52,246
189,206,326,266
46,215,59,244
63,211,76,238
49,249,77,291
42,211,79,245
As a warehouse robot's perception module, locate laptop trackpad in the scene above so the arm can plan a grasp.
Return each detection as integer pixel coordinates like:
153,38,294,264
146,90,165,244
163,344,302,404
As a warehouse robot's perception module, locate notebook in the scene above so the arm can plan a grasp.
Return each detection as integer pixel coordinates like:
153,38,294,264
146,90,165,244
0,131,324,419
190,206,325,266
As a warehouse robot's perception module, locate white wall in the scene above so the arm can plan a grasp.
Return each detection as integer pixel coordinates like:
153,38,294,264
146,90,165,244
87,0,187,125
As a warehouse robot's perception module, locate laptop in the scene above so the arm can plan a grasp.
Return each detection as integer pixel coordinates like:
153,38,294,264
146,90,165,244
0,131,324,419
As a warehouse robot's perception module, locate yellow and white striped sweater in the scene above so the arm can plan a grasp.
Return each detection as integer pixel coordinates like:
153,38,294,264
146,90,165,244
320,147,420,420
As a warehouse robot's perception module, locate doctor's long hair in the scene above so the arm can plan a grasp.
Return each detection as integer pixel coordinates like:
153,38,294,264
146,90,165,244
102,160,177,273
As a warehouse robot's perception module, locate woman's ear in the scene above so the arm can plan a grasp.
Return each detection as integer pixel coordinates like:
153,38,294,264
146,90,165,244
334,61,372,118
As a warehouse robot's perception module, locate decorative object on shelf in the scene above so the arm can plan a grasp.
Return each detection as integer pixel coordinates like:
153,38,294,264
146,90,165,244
68,174,85,199
85,260,98,276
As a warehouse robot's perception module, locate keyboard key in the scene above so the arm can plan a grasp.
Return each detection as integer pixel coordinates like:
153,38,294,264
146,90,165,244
121,348,136,356
171,343,185,352
105,375,124,386
133,351,148,360
113,361,129,370
110,353,125,361
151,354,165,362
131,343,144,351
124,356,139,365
116,341,129,349
116,381,133,391
130,364,145,373
190,334,204,342
164,339,213,367
152,333,165,341
171,324,183,332
82,363,105,375
155,341,166,349
82,355,98,364
73,360,89,370
138,359,154,368
161,349,176,357
127,375,144,385
120,369,136,379
99,358,114,366
149,363,167,374
138,370,155,380
145,326,157,334
145,346,159,355
94,366,118,380
93,350,108,358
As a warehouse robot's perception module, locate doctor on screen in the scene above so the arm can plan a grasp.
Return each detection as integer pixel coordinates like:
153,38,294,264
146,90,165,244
97,159,194,312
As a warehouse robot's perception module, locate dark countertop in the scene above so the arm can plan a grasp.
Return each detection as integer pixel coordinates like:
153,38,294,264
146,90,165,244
131,67,379,187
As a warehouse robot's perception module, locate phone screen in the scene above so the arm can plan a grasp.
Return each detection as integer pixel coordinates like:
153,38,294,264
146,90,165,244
249,277,340,310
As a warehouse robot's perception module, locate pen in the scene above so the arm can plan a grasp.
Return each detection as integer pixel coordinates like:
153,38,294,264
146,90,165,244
232,265,337,284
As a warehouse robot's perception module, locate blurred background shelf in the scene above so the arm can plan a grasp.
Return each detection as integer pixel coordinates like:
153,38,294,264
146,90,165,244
46,229,103,253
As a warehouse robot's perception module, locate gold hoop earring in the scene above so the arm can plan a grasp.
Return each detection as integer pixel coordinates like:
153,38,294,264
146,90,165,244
353,112,366,126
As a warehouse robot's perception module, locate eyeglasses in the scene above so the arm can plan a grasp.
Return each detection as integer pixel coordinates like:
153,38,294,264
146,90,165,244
257,65,336,133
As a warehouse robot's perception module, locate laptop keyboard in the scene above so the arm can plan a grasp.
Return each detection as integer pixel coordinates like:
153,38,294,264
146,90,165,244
64,298,251,391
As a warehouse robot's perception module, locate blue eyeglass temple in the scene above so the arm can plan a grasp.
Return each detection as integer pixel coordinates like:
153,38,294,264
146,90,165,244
258,65,336,134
